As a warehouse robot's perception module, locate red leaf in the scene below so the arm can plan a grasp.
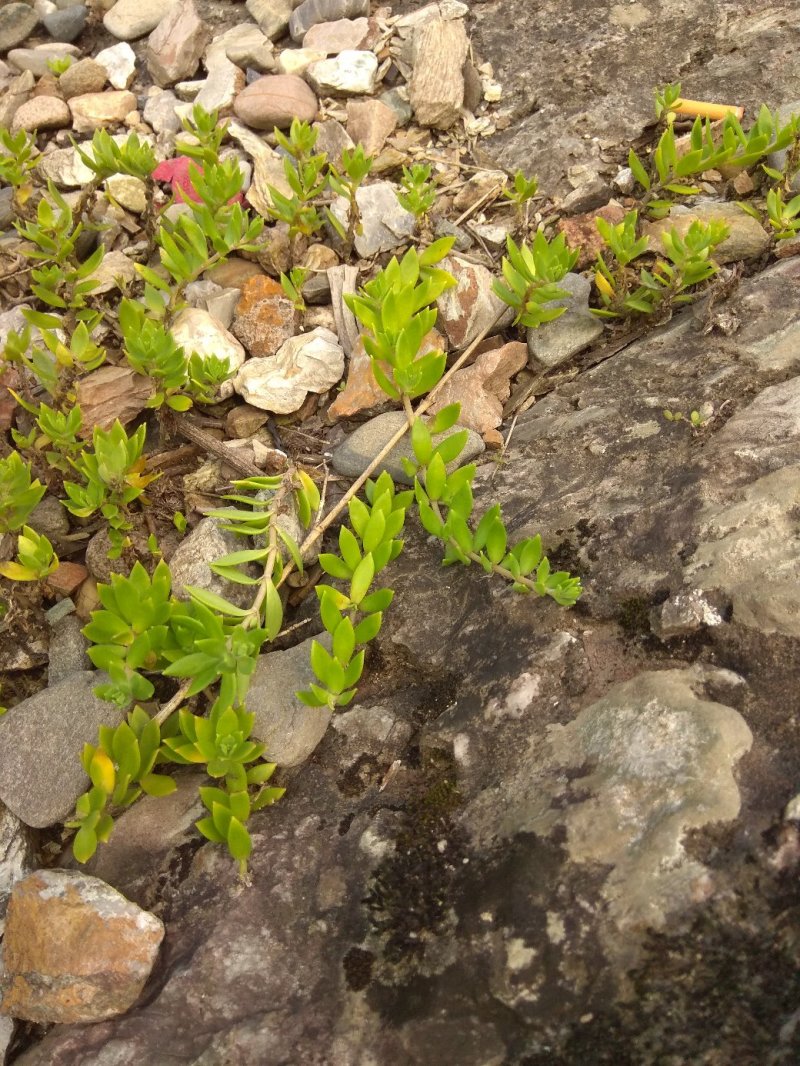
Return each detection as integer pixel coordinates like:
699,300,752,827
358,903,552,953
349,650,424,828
151,157,246,206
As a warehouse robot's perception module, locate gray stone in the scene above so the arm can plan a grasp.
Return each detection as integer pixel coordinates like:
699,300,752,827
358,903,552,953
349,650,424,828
526,272,604,368
142,86,182,134
245,0,292,42
379,86,412,127
645,200,771,265
0,1016,13,1063
42,4,86,42
332,410,485,484
7,42,79,77
247,634,334,766
218,22,275,72
289,0,369,43
47,614,90,684
79,772,206,908
0,3,39,52
0,672,125,828
329,181,415,257
1,803,35,933
27,494,69,542
167,517,256,609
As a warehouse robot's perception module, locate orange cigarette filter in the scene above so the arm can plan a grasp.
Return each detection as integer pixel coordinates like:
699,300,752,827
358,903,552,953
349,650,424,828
671,98,745,122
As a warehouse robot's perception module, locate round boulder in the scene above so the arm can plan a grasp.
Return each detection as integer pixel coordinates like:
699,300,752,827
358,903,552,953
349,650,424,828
233,73,318,130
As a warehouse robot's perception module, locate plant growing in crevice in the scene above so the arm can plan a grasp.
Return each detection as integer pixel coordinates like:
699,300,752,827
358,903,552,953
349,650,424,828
629,85,800,217
593,213,729,317
326,144,374,256
0,452,46,535
397,163,437,230
493,231,578,328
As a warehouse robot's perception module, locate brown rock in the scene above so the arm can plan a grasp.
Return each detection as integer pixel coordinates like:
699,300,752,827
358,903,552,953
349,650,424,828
345,98,397,155
75,365,155,434
409,16,468,130
207,257,265,289
68,90,137,133
557,202,627,270
58,58,107,100
0,70,35,129
0,869,164,1024
427,340,528,437
231,275,297,357
146,0,210,88
233,74,318,131
11,95,70,132
31,74,61,99
226,403,270,438
329,329,445,420
45,561,88,598
303,16,369,54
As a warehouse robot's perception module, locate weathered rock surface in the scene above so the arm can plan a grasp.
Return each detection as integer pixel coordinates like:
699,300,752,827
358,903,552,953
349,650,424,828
146,0,210,88
289,0,369,43
436,255,514,349
0,4,38,53
329,180,415,257
231,274,296,357
0,806,34,933
103,0,178,41
0,672,125,828
428,339,527,438
0,870,164,1024
305,49,378,97
409,15,468,130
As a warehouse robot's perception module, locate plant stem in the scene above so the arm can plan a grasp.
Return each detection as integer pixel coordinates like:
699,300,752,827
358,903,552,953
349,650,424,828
154,679,192,725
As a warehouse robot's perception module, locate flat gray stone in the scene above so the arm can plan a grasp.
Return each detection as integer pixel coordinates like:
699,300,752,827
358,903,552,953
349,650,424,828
332,410,485,484
247,634,334,766
526,272,604,368
0,672,125,828
47,614,90,685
